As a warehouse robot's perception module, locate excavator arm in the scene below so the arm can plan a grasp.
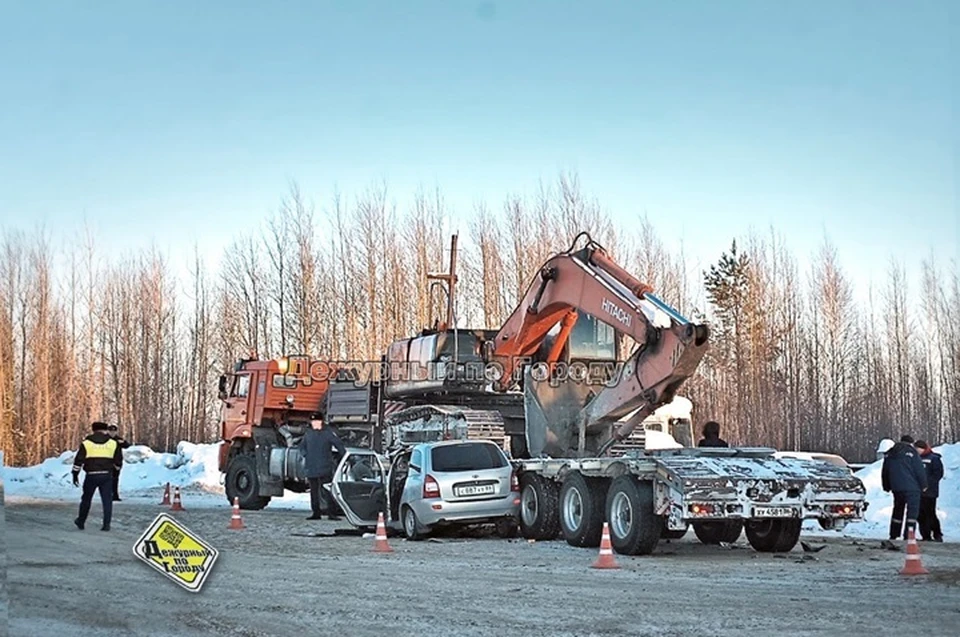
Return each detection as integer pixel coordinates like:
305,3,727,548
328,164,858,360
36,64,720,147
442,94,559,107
489,233,709,456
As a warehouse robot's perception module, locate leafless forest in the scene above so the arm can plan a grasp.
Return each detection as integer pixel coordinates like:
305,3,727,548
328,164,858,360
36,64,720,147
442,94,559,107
1,175,957,466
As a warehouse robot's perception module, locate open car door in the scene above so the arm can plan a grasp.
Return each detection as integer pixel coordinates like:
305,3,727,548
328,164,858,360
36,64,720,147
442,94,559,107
330,449,388,528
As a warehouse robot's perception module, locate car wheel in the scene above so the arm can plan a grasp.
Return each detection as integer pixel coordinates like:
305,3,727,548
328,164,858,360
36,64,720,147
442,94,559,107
745,519,802,553
606,476,661,555
495,517,519,539
402,505,425,541
224,454,271,510
519,473,560,540
559,472,606,548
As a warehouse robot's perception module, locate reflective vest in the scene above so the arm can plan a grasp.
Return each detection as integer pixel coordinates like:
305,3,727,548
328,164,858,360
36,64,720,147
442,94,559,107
83,438,119,458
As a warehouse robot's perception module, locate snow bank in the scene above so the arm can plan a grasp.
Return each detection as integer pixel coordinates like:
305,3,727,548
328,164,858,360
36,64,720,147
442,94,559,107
808,441,958,540
2,442,310,510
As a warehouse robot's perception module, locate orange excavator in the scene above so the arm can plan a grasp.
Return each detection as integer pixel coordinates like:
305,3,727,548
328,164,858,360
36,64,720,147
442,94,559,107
374,232,709,460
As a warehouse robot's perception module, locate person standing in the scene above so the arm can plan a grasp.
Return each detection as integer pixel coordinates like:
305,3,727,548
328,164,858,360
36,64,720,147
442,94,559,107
914,440,944,542
299,412,346,521
697,421,729,448
72,421,124,531
107,424,132,501
881,434,927,541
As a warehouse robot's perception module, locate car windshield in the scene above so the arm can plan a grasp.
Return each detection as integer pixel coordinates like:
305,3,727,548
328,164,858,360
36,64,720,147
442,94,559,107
431,443,506,472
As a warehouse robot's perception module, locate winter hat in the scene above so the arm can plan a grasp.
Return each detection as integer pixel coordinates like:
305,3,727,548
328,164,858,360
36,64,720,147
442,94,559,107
900,435,915,444
91,421,109,432
876,439,895,454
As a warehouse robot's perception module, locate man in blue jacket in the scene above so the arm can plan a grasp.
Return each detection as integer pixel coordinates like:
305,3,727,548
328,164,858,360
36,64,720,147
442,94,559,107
299,412,346,521
881,435,928,540
914,440,944,542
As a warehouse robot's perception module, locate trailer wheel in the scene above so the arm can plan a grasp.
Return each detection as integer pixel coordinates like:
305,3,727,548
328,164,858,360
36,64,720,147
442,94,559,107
606,476,662,555
559,473,606,547
745,519,802,553
693,520,743,545
224,455,271,510
519,473,561,540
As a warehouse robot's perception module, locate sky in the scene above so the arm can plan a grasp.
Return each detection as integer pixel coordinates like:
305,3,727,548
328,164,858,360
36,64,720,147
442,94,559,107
0,1,956,304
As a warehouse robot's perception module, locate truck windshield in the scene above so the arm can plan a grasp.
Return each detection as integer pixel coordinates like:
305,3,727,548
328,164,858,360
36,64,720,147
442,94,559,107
431,443,506,472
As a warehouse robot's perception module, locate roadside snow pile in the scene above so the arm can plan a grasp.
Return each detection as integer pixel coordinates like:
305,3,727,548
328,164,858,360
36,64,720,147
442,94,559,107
3,441,311,509
3,442,223,500
811,441,958,540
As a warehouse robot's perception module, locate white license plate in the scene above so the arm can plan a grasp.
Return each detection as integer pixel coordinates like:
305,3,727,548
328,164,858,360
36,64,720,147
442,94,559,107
456,484,496,497
753,506,795,518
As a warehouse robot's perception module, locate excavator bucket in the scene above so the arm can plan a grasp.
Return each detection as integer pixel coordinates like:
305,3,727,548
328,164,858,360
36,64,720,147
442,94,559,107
523,368,599,458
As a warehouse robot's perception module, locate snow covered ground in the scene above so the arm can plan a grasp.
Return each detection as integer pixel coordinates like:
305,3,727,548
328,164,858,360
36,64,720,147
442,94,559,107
3,439,956,540
2,442,311,511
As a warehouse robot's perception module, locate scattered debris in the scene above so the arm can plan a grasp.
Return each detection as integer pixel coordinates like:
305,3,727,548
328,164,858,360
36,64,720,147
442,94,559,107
879,540,900,551
795,554,819,563
800,541,826,553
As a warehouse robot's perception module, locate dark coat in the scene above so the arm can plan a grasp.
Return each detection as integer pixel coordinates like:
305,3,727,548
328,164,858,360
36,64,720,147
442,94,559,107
299,427,346,479
698,436,729,448
881,442,927,494
72,432,124,476
919,450,944,498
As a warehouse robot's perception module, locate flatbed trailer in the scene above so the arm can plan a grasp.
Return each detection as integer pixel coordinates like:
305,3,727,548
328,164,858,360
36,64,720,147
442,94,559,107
513,446,867,555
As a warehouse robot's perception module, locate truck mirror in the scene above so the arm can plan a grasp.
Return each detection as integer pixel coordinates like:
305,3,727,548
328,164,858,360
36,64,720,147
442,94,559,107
218,375,228,400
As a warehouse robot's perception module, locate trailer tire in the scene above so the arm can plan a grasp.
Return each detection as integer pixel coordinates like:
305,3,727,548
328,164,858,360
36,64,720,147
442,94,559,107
224,455,271,510
606,476,662,555
519,473,561,540
559,473,606,548
745,518,802,553
693,520,743,545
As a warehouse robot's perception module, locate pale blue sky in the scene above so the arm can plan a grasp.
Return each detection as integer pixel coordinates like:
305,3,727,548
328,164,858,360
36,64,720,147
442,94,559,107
0,1,955,301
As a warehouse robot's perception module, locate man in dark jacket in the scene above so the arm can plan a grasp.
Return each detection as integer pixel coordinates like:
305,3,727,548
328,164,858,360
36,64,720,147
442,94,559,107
299,413,346,520
914,440,944,542
107,424,132,501
697,421,729,448
881,435,928,540
72,421,124,531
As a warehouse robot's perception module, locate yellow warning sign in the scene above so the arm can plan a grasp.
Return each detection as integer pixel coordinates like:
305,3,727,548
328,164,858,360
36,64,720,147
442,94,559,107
133,513,219,592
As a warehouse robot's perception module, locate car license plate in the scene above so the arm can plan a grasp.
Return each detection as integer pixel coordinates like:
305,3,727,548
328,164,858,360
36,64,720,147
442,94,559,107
456,484,495,497
753,506,795,518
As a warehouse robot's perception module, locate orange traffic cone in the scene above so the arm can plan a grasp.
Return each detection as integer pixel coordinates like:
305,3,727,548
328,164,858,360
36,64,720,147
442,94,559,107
900,527,929,576
228,497,245,530
372,511,393,553
591,522,620,569
160,482,171,506
170,486,185,511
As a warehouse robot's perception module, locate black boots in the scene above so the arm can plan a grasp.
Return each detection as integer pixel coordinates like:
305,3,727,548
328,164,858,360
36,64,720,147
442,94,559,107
74,518,84,530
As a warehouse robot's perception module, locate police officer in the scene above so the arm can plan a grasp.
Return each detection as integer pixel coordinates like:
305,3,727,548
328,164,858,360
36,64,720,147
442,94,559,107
72,421,124,531
914,440,944,542
881,434,927,541
107,424,132,501
299,411,346,521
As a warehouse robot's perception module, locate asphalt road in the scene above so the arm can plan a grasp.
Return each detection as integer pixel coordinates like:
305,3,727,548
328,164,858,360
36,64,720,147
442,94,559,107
6,494,960,637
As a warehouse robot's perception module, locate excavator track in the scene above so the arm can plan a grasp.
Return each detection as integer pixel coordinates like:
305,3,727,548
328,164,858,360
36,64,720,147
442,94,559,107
384,405,508,453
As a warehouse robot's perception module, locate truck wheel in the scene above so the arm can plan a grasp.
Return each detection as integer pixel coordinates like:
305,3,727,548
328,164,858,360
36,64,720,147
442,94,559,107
606,476,662,555
745,519,802,553
693,520,743,545
225,455,271,510
559,473,606,548
662,523,689,540
519,473,561,540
